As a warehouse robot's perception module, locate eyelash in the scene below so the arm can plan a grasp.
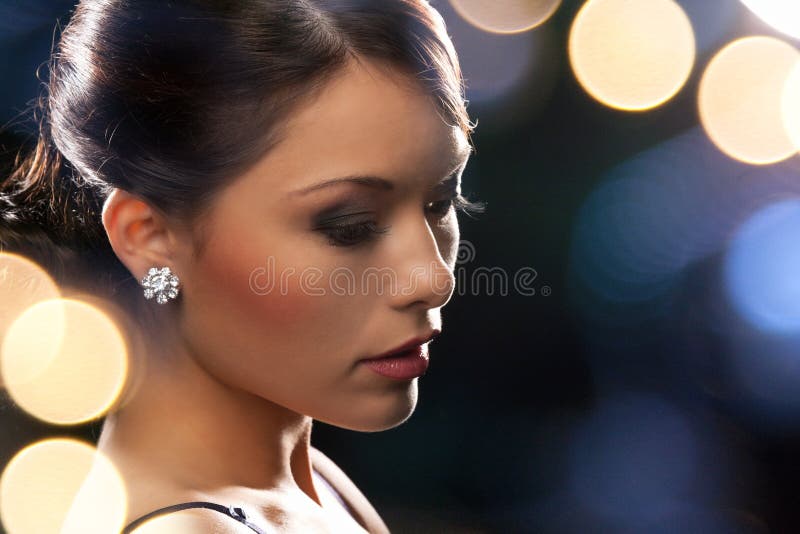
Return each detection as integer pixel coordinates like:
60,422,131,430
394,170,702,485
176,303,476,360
427,193,485,218
319,220,390,248
318,194,486,248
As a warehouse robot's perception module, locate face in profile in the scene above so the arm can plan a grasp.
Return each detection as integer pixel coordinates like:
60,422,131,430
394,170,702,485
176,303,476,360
175,57,472,432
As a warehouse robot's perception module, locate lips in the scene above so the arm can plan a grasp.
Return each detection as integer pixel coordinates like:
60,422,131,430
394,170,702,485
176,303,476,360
362,329,441,361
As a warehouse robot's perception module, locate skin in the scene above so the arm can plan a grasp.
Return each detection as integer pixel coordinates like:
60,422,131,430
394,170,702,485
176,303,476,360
97,56,472,532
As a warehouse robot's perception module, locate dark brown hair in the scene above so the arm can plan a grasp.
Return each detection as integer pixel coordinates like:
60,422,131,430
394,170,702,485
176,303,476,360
0,0,477,337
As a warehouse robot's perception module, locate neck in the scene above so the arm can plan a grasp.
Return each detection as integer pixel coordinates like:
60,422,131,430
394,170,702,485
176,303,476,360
97,340,319,506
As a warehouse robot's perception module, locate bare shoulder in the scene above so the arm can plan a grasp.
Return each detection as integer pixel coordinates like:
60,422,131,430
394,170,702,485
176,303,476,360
126,506,261,533
310,446,390,534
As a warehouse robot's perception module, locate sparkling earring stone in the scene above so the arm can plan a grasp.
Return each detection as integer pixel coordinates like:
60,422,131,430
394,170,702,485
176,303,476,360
141,266,180,304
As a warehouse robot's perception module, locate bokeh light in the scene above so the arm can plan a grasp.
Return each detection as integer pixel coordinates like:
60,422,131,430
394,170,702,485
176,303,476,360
570,129,742,308
568,126,800,333
0,438,127,534
783,61,800,151
1,297,128,424
698,36,800,165
723,198,800,334
436,0,560,125
566,394,699,525
449,0,561,34
568,0,696,111
723,323,800,423
740,0,800,40
0,252,61,387
570,171,689,306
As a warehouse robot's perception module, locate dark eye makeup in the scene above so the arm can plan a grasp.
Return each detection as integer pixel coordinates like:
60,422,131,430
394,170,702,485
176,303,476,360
313,193,485,248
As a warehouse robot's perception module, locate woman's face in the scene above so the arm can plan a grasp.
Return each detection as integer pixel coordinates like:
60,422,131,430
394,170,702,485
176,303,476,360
177,58,471,431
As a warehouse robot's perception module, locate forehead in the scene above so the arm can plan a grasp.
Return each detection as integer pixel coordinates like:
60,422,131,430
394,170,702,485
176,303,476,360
240,58,469,194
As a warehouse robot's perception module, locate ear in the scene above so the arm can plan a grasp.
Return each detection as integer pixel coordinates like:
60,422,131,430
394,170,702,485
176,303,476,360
101,188,187,281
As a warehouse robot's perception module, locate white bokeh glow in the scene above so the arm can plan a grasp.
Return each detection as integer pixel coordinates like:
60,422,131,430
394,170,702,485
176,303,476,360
740,0,800,40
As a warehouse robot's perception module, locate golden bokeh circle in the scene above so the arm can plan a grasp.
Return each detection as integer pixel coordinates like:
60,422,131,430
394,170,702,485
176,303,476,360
449,0,562,34
568,0,696,111
0,253,61,388
782,61,800,152
1,297,129,424
699,36,800,164
0,438,127,533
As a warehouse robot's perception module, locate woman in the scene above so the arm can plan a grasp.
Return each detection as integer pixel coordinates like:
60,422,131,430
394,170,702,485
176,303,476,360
0,0,484,532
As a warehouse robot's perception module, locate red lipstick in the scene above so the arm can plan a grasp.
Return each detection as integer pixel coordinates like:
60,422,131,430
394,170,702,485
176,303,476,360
360,330,441,380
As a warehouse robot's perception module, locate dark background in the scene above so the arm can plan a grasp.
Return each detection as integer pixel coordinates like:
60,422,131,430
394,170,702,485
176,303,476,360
2,0,800,532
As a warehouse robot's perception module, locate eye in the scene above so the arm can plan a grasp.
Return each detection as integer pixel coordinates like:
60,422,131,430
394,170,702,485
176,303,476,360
426,197,455,217
317,220,390,247
426,194,487,219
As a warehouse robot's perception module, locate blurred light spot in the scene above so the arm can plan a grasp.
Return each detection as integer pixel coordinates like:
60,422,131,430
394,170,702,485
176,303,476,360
1,296,65,388
567,394,698,523
0,438,127,534
0,253,60,387
724,325,800,423
1,298,128,424
783,61,800,151
740,0,800,40
437,0,558,116
568,0,696,111
570,173,689,305
569,127,800,329
723,198,800,333
698,36,800,165
569,129,739,307
449,0,561,34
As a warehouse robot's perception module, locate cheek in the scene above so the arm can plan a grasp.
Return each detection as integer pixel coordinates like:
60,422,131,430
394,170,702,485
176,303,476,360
437,216,461,270
179,244,362,414
186,233,370,360
193,246,323,333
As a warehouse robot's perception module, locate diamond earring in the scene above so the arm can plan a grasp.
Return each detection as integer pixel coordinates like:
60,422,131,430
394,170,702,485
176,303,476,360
141,266,181,304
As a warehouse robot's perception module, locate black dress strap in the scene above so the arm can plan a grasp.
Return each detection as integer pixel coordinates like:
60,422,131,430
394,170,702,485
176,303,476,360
121,501,269,533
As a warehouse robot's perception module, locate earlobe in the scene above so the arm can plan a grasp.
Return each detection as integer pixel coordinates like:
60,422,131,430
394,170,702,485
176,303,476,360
101,188,177,280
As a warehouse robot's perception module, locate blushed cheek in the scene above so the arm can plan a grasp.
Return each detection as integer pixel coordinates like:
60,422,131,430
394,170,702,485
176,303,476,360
204,251,324,331
187,229,367,370
179,247,347,402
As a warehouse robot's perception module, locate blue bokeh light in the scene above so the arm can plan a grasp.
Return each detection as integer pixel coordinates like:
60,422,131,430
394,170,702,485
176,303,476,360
724,198,800,334
566,394,698,523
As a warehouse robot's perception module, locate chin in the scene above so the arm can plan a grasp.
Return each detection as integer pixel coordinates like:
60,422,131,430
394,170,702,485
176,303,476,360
319,382,420,432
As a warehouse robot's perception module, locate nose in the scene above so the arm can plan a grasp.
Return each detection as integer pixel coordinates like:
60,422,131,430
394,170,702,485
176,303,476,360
386,212,456,311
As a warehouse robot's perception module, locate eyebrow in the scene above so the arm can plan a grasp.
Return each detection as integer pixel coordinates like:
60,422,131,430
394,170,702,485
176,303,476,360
288,145,473,198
